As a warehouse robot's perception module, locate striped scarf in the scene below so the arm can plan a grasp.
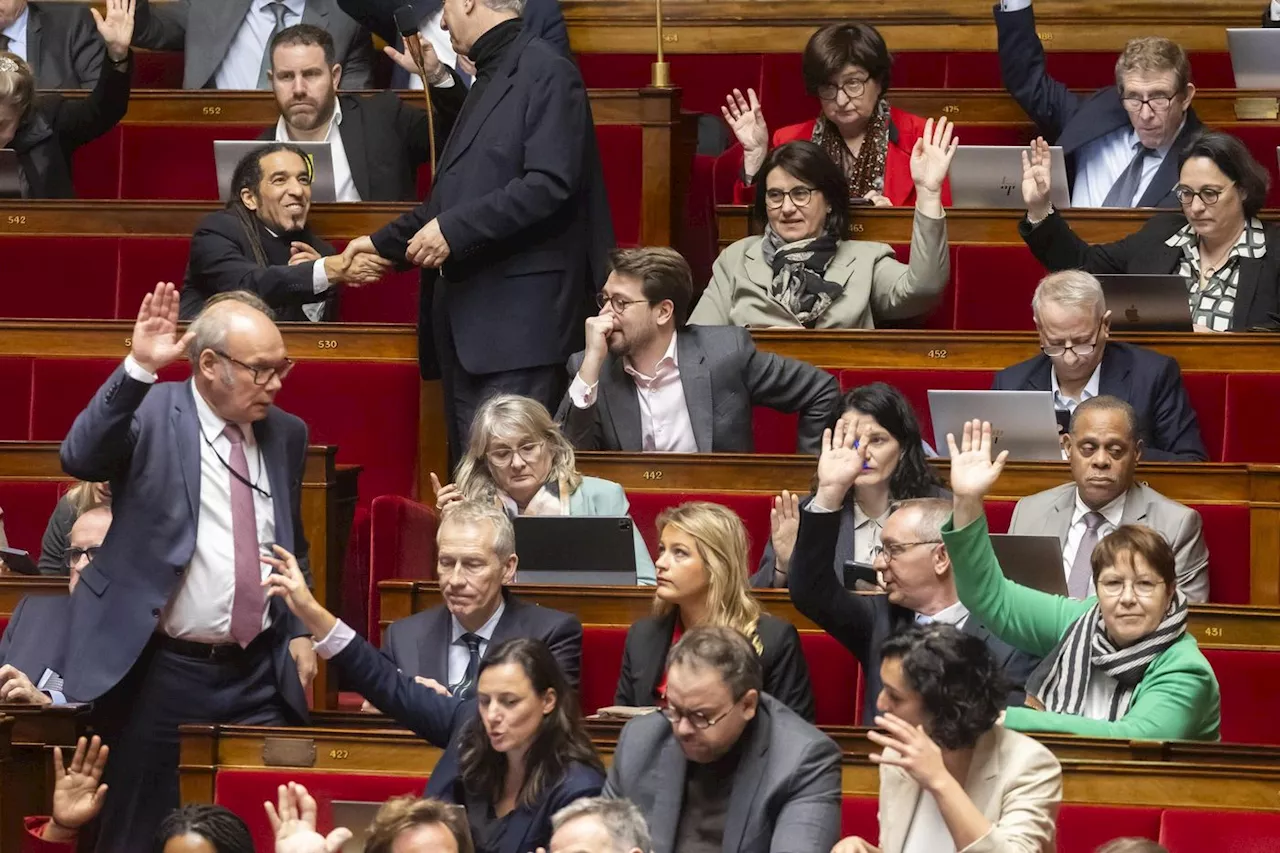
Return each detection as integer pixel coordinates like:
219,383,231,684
1027,591,1188,720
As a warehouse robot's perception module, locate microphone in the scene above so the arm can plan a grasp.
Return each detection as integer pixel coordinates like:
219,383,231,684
394,5,426,72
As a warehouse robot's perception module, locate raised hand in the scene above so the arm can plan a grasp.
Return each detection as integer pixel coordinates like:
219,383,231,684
868,713,951,793
1021,136,1054,220
382,42,447,85
946,419,1008,500
770,490,801,576
909,116,959,196
261,545,333,639
267,782,353,853
131,282,194,374
721,88,770,180
49,736,109,838
815,417,871,510
430,472,463,510
91,0,135,63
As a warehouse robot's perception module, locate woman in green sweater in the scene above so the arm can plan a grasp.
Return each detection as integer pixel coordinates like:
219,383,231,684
941,419,1220,741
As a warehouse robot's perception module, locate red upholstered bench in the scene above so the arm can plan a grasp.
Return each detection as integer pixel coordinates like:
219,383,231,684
0,357,34,441
0,238,121,319
1224,374,1280,463
840,795,879,842
627,490,774,570
838,367,996,448
213,769,428,853
1159,807,1280,852
1196,505,1250,605
951,245,1046,331
581,624,629,714
367,495,439,639
1201,648,1280,745
596,126,644,247
1057,804,1162,853
800,631,862,727
0,481,65,556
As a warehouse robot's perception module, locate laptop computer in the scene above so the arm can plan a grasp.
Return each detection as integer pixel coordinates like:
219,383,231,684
213,140,337,203
989,534,1068,596
1228,28,1280,88
928,390,1064,462
0,149,22,199
512,516,638,585
948,145,1071,209
1097,274,1194,332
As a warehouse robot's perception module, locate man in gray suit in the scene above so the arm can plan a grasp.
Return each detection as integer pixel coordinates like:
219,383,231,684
1,1,105,88
603,626,841,853
1009,394,1209,602
130,0,373,90
557,247,840,455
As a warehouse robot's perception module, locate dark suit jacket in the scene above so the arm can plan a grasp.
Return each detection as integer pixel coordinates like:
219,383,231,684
1265,4,1280,26
331,633,604,853
1020,210,1280,332
11,56,131,199
789,508,1039,724
25,2,105,89
180,208,340,322
994,3,1202,207
336,0,570,61
556,325,840,455
613,611,815,722
255,91,465,203
58,368,310,721
131,0,373,90
380,592,583,690
992,339,1209,462
0,595,70,687
369,28,614,380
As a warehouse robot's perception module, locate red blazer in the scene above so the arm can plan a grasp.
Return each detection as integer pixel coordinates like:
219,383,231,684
732,106,952,208
22,818,71,853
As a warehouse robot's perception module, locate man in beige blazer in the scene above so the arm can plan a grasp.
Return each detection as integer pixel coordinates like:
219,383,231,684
1008,395,1209,602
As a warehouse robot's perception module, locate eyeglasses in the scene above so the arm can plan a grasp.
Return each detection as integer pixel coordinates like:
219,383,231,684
1097,578,1166,599
214,350,295,386
816,77,869,102
661,702,733,730
869,540,942,562
65,546,100,567
1173,184,1232,207
764,186,816,209
1040,321,1104,358
596,293,651,313
485,440,545,468
1120,94,1175,113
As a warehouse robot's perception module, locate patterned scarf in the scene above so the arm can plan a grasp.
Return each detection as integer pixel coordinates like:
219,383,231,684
1026,590,1189,721
810,98,890,199
760,225,843,327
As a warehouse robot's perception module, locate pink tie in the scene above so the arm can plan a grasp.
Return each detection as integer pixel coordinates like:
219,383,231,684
224,424,264,647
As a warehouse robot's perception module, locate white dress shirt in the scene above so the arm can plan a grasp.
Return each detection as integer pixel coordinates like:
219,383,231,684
274,98,361,203
1062,490,1126,596
1072,121,1183,209
409,9,460,91
1050,361,1102,413
1,6,29,61
998,0,1032,9
568,331,698,453
851,502,892,566
120,358,279,642
1272,0,1280,22
915,599,971,630
902,790,955,853
214,0,306,91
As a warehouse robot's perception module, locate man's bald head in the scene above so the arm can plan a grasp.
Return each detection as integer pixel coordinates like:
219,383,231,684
68,506,112,593
188,291,291,423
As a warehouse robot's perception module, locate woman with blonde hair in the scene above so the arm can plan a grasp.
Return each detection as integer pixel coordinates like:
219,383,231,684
434,394,655,584
613,501,815,720
37,481,111,575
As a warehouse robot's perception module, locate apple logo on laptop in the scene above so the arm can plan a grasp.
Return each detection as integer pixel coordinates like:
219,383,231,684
1125,305,1141,324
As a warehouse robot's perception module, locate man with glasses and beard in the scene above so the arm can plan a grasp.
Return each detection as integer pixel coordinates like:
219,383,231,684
992,270,1207,461
179,142,392,322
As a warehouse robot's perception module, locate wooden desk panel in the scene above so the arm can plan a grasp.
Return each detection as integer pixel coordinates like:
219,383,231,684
0,706,94,850
888,90,1280,126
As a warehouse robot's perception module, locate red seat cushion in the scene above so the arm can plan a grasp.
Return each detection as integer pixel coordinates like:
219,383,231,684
838,368,996,448
627,490,775,571
120,125,263,200
119,239,194,316
839,796,880,842
800,631,861,727
0,358,33,440
368,495,438,638
752,408,801,455
1194,504,1250,605
581,624,629,715
984,500,1016,534
328,239,421,324
30,359,188,440
1201,649,1280,745
1056,804,1162,853
0,238,119,319
213,769,428,853
1159,807,1280,852
0,482,65,555
595,125,644,247
71,125,123,199
1181,372,1226,462
1224,375,1280,463
953,245,1045,331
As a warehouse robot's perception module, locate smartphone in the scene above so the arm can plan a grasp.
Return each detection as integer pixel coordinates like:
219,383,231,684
842,560,879,591
0,548,40,575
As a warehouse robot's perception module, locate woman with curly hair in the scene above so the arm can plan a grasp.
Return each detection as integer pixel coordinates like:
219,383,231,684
754,382,947,588
832,624,1062,853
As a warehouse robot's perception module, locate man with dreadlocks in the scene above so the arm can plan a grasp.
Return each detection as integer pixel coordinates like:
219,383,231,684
179,142,391,322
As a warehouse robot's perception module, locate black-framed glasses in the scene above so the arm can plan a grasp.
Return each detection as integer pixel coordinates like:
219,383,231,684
1120,94,1175,113
816,77,869,102
596,293,651,313
1040,320,1104,358
869,540,942,562
661,702,733,730
65,546,100,568
1173,184,1232,207
764,186,816,209
214,350,295,386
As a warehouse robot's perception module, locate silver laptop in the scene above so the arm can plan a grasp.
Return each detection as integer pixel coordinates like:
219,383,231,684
929,390,1064,462
213,140,337,203
512,516,638,585
0,149,22,199
1097,274,1193,332
949,145,1071,209
990,534,1068,596
1228,28,1280,88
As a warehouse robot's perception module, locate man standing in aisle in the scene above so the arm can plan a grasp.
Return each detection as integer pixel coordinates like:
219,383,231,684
341,0,613,465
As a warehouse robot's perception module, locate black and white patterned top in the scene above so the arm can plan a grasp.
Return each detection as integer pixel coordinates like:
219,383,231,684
1165,217,1267,332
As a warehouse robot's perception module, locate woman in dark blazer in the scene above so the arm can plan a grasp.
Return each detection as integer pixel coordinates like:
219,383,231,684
613,501,816,721
0,0,134,199
263,547,605,853
1020,131,1280,332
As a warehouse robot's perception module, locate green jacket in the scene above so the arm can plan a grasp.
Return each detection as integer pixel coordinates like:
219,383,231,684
941,513,1220,741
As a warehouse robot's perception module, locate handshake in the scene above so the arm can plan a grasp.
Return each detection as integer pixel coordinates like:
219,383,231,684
289,240,392,287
